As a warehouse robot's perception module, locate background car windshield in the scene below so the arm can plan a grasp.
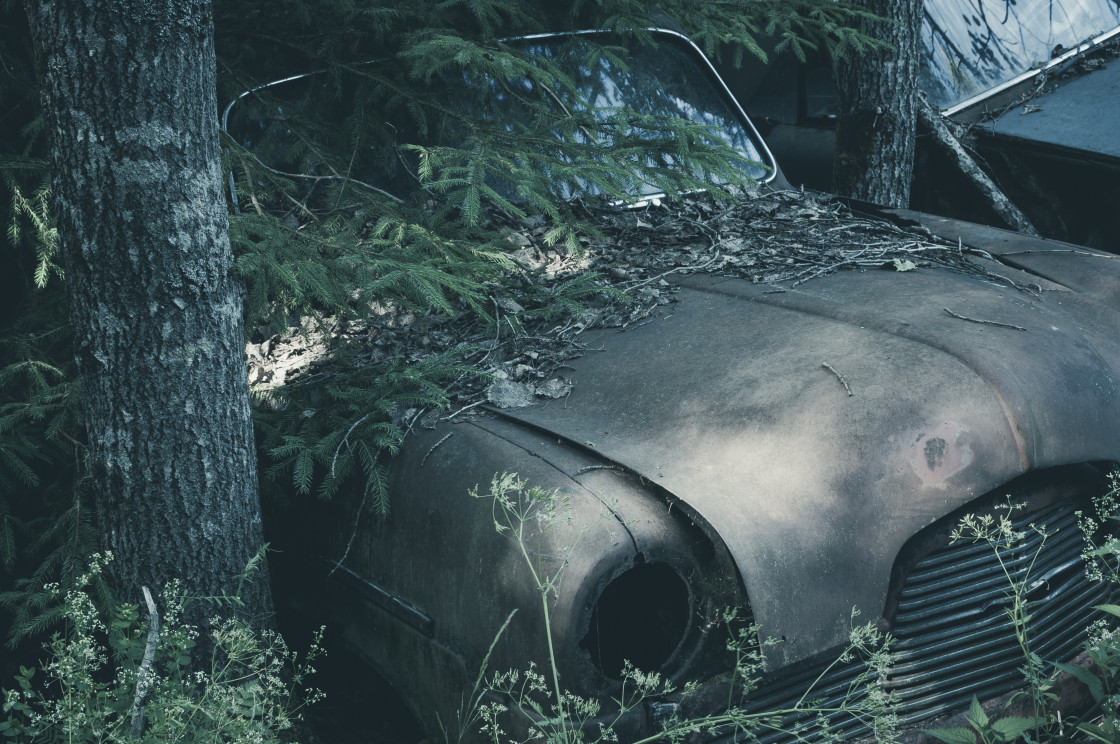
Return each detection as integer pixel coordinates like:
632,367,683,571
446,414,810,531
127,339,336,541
920,0,1120,108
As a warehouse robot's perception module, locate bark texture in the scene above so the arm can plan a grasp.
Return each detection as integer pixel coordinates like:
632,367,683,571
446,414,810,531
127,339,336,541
26,0,271,624
833,0,923,208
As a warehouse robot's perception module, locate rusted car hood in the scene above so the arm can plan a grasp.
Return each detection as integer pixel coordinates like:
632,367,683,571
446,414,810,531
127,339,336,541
502,245,1120,667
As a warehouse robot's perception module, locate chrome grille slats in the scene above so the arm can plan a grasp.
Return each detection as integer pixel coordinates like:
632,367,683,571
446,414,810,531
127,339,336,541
894,505,1084,629
713,493,1114,744
883,501,1103,713
742,661,866,711
890,554,1106,679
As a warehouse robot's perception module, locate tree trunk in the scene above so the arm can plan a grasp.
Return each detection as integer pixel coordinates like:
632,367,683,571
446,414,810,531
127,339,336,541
833,0,923,208
25,0,272,626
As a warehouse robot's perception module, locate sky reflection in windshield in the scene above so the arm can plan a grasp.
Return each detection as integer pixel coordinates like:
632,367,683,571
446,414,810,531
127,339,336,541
921,0,1120,108
519,36,771,187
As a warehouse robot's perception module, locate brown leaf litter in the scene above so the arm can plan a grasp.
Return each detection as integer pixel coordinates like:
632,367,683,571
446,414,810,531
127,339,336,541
250,188,1037,421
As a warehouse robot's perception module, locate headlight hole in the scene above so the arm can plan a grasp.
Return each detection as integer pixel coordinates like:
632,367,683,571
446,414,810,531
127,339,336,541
581,562,690,679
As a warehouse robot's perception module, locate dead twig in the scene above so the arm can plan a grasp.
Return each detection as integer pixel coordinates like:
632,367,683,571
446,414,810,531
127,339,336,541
944,308,1027,330
226,138,405,205
622,253,721,293
822,362,854,396
331,448,382,576
332,412,374,479
999,249,1119,259
444,398,488,420
421,433,453,468
574,464,624,476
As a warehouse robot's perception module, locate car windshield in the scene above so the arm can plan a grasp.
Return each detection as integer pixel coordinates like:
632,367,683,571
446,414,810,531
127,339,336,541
224,31,772,203
502,33,772,194
920,0,1120,108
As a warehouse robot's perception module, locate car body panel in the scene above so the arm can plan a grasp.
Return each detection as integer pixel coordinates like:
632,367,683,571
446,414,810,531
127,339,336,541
502,240,1120,667
317,215,1120,734
974,54,1120,160
326,413,749,721
901,210,1120,302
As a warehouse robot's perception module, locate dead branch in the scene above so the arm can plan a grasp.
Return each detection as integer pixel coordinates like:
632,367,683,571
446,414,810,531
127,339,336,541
944,308,1027,330
421,433,453,468
622,252,721,293
822,362,854,396
130,586,160,740
916,95,1039,236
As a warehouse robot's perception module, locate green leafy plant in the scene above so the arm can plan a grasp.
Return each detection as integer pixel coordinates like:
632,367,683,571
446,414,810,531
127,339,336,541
919,502,1060,744
1052,607,1120,744
1055,479,1120,743
0,552,324,743
926,696,1035,744
948,504,1057,731
0,169,93,650
923,481,1120,744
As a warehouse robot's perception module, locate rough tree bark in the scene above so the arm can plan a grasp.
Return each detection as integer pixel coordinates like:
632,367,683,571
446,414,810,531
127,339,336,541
833,0,923,208
25,0,272,625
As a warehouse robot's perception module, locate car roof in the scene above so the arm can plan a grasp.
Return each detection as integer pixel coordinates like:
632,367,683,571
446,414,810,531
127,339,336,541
922,0,1120,113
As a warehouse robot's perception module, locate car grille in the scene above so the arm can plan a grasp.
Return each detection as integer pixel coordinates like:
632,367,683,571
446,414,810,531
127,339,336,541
716,497,1115,743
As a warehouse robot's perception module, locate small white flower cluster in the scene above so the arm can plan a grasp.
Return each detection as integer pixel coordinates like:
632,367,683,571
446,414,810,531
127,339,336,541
950,499,1030,547
1078,476,1120,584
1,552,325,744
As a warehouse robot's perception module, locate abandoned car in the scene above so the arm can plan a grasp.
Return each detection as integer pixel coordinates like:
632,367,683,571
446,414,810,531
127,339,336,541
227,29,1120,742
738,0,1120,249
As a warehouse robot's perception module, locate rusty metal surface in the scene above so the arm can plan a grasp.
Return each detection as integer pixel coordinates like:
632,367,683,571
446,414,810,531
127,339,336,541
238,23,1120,740
324,412,747,729
501,260,1120,669
315,208,1120,739
893,208,1120,287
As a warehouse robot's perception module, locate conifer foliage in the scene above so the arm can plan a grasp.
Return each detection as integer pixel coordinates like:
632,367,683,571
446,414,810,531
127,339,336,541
213,0,884,508
1,0,883,644
0,3,98,648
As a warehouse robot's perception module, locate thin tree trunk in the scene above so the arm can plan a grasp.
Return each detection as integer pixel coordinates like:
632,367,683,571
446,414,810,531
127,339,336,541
25,0,272,626
834,0,923,208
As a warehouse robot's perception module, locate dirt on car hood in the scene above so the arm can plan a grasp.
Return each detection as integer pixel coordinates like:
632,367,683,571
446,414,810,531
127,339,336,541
499,251,1120,667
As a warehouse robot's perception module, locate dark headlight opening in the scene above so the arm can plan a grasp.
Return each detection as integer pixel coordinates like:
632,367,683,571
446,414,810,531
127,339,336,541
581,562,692,679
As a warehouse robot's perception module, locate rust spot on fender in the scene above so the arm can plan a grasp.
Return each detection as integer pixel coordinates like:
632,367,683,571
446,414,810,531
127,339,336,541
910,422,973,487
924,438,946,470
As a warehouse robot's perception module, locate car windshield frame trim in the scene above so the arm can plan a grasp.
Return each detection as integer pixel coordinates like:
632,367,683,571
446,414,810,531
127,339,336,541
504,27,780,185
